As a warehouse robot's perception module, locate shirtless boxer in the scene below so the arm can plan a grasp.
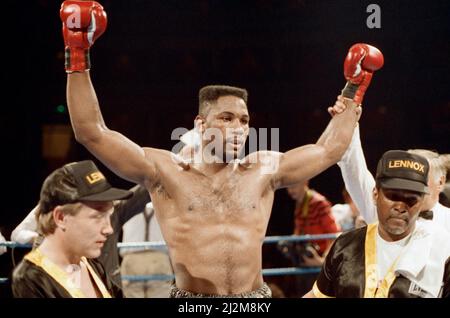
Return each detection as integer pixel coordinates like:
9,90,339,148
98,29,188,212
60,1,382,297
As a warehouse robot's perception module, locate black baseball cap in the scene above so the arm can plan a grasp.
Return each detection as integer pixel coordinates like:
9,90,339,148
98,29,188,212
39,160,133,213
376,150,429,194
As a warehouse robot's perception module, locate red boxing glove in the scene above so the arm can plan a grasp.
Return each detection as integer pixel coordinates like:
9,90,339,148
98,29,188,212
341,43,384,104
60,1,107,73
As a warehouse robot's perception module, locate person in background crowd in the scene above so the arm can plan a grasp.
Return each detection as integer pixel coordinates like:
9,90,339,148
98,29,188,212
120,202,173,297
283,180,340,296
332,188,366,231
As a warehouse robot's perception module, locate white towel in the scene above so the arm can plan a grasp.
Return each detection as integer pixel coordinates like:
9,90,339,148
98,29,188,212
395,220,450,297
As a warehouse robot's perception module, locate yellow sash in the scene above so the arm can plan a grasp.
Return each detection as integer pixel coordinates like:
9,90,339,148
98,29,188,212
25,249,111,298
364,223,403,298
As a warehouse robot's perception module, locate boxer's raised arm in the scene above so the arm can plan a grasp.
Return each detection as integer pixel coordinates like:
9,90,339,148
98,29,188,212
62,1,156,184
272,97,360,189
272,43,383,189
67,73,156,184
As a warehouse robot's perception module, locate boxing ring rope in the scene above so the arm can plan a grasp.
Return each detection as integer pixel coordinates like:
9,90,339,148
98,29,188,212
117,233,339,250
0,233,339,283
121,268,322,282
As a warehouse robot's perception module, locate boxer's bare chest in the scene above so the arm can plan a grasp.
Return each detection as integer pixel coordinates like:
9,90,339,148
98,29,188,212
149,162,269,220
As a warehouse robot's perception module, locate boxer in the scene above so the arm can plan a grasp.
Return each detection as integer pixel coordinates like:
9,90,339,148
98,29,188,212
60,1,382,297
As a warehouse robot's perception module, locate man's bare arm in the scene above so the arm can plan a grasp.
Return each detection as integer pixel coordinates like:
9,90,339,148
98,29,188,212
270,43,383,189
272,98,359,189
67,72,156,184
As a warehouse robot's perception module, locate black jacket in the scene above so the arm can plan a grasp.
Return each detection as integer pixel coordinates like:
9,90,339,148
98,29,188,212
97,185,150,289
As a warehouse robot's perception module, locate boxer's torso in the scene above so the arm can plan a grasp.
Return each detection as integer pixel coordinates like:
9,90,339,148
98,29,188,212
144,149,275,295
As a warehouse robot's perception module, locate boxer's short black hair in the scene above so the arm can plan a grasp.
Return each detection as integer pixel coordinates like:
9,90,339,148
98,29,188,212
198,85,248,116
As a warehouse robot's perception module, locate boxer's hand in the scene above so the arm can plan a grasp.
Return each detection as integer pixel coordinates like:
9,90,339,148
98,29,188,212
60,1,107,73
341,43,384,104
328,95,362,121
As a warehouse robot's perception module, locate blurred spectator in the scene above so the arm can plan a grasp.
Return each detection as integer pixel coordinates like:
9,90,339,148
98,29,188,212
331,188,366,232
120,202,173,298
287,180,340,256
439,155,450,208
0,231,6,256
100,185,150,291
440,182,450,208
282,180,340,296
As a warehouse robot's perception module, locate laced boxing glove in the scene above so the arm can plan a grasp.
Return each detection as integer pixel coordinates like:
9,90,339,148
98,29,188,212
341,43,384,104
60,1,107,73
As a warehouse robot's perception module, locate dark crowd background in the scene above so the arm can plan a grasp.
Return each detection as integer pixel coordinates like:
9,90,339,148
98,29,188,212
1,0,449,297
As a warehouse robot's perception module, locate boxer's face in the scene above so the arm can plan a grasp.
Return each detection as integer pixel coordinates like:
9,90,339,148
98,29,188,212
202,95,250,160
374,187,424,241
64,201,114,258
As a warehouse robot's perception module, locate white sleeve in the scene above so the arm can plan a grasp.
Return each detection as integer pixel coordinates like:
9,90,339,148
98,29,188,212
337,124,378,223
0,231,6,255
10,206,39,244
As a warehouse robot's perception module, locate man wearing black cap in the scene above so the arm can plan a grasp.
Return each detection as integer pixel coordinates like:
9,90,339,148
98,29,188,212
12,160,132,298
329,104,450,231
304,150,450,298
10,184,151,293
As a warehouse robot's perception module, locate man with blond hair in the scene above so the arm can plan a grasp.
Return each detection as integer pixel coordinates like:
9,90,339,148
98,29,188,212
12,160,132,298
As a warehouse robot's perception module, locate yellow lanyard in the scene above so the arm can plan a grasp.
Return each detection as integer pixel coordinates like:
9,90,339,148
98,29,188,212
364,223,408,298
301,189,313,217
25,249,111,298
